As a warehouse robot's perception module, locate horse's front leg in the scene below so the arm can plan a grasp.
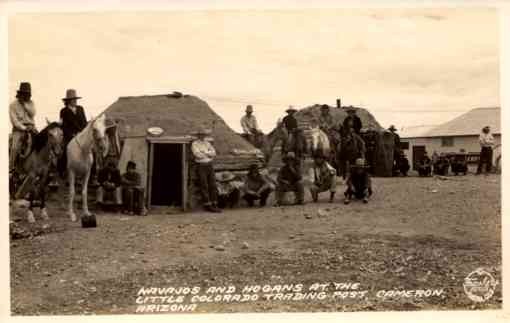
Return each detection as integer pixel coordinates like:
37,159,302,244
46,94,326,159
82,167,92,217
27,198,36,223
40,174,50,221
68,171,77,222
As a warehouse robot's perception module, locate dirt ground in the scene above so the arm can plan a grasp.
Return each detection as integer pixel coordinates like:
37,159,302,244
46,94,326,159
9,174,501,315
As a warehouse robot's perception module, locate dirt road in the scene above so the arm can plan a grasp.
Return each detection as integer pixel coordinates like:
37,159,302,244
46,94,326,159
10,174,501,314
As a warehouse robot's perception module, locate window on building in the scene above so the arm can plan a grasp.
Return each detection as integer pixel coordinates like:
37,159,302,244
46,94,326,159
441,137,454,147
400,142,409,150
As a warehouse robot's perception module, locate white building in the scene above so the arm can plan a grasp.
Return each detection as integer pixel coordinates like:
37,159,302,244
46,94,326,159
401,107,501,172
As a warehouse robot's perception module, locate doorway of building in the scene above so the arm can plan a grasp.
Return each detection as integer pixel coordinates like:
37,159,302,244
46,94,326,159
150,143,183,206
412,145,426,170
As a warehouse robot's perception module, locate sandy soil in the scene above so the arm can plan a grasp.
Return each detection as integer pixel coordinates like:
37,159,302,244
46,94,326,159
9,174,501,315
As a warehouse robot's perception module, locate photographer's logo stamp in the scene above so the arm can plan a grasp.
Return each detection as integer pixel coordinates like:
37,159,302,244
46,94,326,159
463,268,498,302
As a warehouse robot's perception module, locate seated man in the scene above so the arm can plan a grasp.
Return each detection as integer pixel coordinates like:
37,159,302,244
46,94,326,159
309,152,337,203
243,164,275,207
275,152,305,206
97,159,122,207
433,154,450,176
216,171,243,209
344,158,372,204
121,161,146,215
418,152,432,177
399,151,410,176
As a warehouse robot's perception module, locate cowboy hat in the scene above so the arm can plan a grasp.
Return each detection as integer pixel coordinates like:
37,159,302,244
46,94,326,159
286,105,297,113
353,158,369,168
283,151,296,160
17,82,31,94
127,161,137,169
246,105,254,112
193,127,212,136
62,89,82,101
388,125,397,132
320,104,330,110
216,171,236,183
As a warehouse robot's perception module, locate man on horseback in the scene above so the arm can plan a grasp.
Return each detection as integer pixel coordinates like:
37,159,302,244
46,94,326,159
59,89,88,178
9,82,37,174
342,106,362,135
318,104,340,168
240,105,263,148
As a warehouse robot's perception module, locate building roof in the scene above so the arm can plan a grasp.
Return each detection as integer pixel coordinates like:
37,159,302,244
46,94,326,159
103,94,264,169
403,107,500,138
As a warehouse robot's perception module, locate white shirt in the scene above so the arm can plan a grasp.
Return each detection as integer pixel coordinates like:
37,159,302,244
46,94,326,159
479,132,495,148
240,114,260,134
9,100,36,131
191,139,216,163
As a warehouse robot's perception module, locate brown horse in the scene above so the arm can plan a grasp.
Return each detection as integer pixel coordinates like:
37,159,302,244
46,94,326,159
11,122,64,223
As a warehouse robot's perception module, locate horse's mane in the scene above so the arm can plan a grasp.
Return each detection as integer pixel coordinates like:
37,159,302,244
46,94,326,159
33,122,61,152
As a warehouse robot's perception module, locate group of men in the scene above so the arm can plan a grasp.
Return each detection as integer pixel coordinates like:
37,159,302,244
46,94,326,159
9,82,145,215
416,125,496,177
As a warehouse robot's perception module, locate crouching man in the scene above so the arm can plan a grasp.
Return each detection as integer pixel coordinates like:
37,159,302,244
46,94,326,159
344,158,372,204
121,161,146,215
309,152,337,203
97,159,122,207
275,152,305,206
243,164,275,207
216,171,242,209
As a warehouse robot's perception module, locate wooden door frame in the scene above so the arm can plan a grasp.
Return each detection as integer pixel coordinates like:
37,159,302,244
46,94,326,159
146,137,191,211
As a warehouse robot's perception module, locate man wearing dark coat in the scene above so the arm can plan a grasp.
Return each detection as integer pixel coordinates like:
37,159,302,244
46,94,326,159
58,89,87,177
388,125,401,176
342,106,362,135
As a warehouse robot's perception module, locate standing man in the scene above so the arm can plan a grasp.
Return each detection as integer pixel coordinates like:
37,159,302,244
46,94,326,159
388,125,401,176
191,128,222,213
342,106,362,135
240,105,263,147
282,106,299,150
477,126,495,175
59,89,88,178
9,82,37,172
318,104,335,135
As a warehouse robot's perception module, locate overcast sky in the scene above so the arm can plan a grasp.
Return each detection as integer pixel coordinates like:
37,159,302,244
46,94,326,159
8,8,499,133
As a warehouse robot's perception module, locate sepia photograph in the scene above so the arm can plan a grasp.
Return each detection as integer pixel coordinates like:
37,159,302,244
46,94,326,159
3,1,506,320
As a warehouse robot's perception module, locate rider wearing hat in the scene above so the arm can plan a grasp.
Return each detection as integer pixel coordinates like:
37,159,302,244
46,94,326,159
275,152,305,206
282,105,299,135
240,105,262,146
342,106,362,135
191,127,222,212
58,89,88,177
9,82,37,171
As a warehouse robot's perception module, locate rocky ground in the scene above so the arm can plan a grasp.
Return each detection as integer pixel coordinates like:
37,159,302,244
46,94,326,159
9,174,501,315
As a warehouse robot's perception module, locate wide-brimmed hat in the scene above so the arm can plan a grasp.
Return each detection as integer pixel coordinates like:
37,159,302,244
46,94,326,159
482,126,490,131
320,104,330,110
283,152,296,161
62,89,82,101
216,171,236,182
17,82,31,94
388,125,397,132
246,105,254,113
286,105,297,113
353,158,368,168
193,127,212,136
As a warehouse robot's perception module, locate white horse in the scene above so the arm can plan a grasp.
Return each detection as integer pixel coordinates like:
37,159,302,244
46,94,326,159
308,126,331,157
67,114,108,222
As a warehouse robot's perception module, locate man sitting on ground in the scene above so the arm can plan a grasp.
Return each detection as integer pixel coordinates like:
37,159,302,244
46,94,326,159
418,152,432,177
275,152,304,206
344,158,372,204
97,159,122,208
216,171,243,209
309,152,337,203
243,164,275,207
121,161,146,215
